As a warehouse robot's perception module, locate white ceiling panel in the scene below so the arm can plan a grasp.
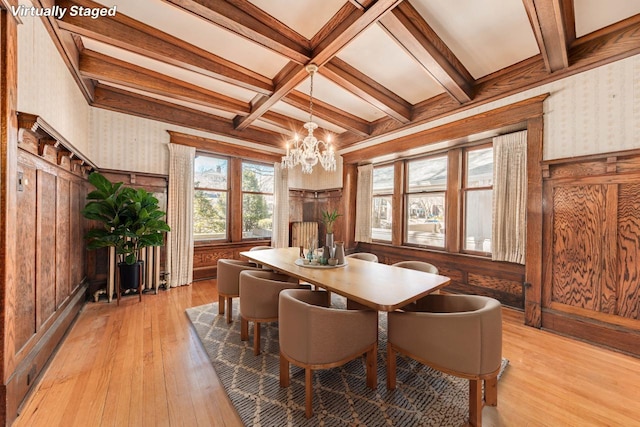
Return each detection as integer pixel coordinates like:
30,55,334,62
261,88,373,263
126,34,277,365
575,0,640,37
296,73,388,122
92,0,289,78
248,0,345,40
270,101,347,135
83,38,257,103
410,0,540,79
337,24,445,104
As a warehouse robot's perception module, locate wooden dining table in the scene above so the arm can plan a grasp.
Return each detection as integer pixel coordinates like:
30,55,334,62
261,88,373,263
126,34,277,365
240,247,451,312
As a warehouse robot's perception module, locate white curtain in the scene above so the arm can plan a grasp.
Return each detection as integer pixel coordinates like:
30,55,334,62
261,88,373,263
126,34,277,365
492,130,527,264
354,164,373,243
167,143,195,287
271,163,289,248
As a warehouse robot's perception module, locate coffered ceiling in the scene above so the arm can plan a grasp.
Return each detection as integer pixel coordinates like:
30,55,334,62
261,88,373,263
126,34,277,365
35,0,640,153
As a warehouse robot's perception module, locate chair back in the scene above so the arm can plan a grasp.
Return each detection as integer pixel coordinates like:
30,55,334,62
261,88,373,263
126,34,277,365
216,259,261,295
346,252,379,262
392,260,438,274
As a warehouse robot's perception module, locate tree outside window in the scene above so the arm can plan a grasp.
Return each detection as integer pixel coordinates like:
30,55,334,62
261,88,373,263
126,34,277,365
193,155,228,240
242,162,274,239
371,165,394,241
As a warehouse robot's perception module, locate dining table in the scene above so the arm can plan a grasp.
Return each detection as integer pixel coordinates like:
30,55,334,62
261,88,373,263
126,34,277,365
240,247,451,312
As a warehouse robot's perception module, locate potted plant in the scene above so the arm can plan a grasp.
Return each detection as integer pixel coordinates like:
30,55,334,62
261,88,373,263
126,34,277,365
321,207,342,249
82,172,170,291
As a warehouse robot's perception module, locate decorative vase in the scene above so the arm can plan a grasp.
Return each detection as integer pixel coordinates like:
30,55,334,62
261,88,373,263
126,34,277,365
334,241,345,265
326,232,334,249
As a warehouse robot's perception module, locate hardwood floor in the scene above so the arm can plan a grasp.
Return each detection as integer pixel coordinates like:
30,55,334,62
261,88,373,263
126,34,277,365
14,280,640,426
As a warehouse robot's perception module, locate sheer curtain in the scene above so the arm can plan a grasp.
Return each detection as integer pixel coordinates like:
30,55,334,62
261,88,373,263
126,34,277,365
167,143,195,287
492,130,527,264
354,164,373,243
271,163,289,248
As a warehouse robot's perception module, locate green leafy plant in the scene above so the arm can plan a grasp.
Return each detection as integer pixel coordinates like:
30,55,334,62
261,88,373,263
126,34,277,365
321,208,342,234
82,172,170,265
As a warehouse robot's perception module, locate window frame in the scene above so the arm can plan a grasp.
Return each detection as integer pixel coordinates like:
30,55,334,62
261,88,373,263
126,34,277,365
461,143,494,256
403,153,448,249
371,164,395,242
193,153,230,242
240,160,275,241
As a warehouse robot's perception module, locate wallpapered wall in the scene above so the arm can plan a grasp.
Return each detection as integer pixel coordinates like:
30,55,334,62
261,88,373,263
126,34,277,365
17,14,90,157
17,13,639,181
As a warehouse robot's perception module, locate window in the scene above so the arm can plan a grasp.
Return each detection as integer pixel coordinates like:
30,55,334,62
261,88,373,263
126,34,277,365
241,161,274,239
405,155,447,248
193,155,228,240
371,165,394,241
463,146,493,253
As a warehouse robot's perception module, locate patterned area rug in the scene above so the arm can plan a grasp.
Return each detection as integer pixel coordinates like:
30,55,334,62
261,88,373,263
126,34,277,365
186,297,508,427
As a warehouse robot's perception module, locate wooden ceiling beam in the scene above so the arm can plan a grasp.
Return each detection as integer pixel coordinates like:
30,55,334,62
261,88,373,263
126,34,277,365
323,58,412,123
162,0,311,64
79,50,251,115
338,16,640,148
284,91,371,138
523,0,570,72
92,84,283,147
378,1,474,104
234,0,402,130
55,0,273,94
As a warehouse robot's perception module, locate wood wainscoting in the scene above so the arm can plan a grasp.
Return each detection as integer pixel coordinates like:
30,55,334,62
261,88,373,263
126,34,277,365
357,243,525,309
540,149,640,357
193,241,271,280
4,114,92,424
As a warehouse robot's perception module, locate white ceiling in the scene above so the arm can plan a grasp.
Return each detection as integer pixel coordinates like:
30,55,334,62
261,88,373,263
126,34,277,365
56,0,640,151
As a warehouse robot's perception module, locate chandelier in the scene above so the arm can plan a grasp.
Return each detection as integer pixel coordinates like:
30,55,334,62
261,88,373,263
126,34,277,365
281,64,336,174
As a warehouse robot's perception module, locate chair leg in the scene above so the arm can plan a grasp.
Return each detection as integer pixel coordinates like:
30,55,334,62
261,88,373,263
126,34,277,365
253,322,261,356
366,343,377,389
469,378,483,427
386,344,397,390
226,297,233,324
305,367,313,418
279,352,290,387
484,376,498,406
218,296,225,315
240,317,249,341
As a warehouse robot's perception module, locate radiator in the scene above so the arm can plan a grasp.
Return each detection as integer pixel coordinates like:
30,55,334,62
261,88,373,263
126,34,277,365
106,246,163,302
291,221,318,249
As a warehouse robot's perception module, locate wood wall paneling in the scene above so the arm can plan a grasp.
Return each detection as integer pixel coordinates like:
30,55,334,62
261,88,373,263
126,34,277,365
542,149,640,356
36,170,57,329
617,183,640,320
56,178,71,309
15,162,37,352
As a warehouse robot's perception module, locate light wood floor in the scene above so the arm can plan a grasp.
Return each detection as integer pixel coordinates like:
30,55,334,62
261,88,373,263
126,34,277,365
14,280,640,427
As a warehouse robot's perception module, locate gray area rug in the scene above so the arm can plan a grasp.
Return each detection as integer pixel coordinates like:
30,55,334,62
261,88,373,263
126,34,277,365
186,297,508,426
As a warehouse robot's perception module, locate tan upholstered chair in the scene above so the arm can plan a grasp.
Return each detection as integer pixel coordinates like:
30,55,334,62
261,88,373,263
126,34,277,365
279,289,378,418
249,245,273,269
346,252,379,263
345,252,379,309
387,294,502,427
217,259,262,323
239,270,306,355
392,260,440,308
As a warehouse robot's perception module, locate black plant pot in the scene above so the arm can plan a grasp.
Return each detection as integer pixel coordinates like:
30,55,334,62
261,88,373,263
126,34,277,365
118,261,144,290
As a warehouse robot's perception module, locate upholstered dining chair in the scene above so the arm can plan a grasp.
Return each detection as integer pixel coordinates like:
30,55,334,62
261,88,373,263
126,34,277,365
392,260,440,309
248,245,273,269
239,270,306,355
217,259,262,323
345,252,379,309
346,252,379,263
278,289,378,418
387,294,502,427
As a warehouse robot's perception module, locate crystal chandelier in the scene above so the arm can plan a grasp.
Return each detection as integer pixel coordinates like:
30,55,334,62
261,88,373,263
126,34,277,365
281,64,336,174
